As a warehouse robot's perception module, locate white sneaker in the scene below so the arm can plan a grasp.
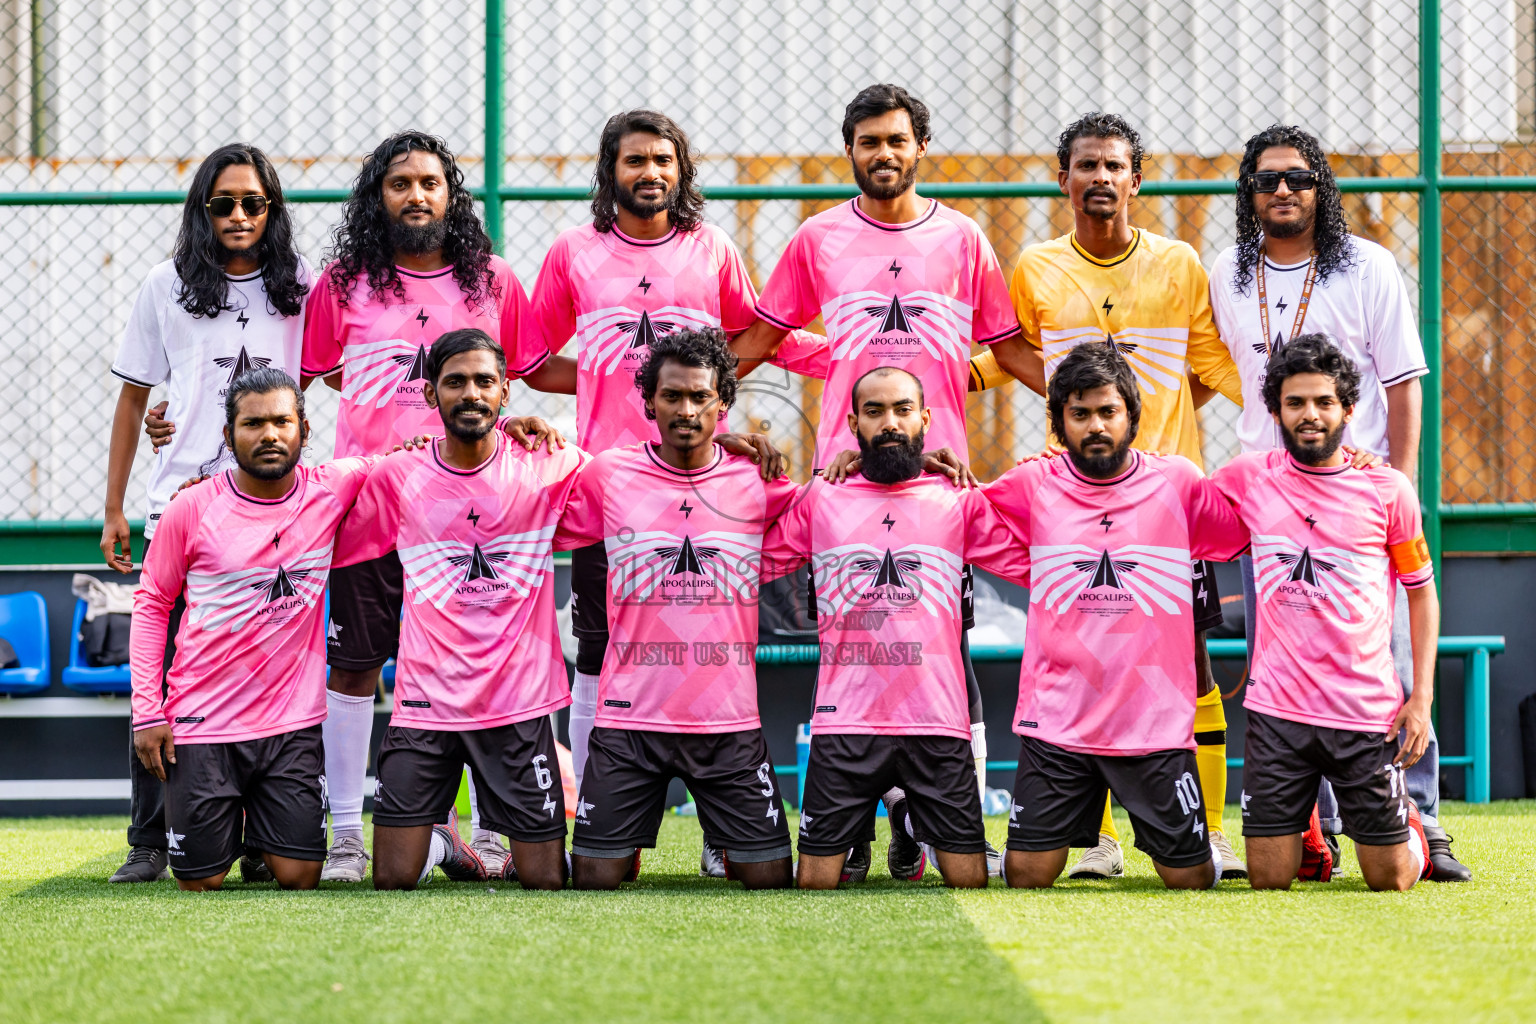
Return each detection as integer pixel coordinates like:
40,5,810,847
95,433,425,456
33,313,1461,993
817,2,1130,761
1211,830,1247,879
470,833,512,879
1067,834,1123,879
320,834,369,883
700,839,727,878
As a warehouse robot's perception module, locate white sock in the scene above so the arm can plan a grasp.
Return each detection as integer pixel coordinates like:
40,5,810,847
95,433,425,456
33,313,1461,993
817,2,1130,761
972,722,988,802
1407,832,1428,881
418,829,448,884
570,671,599,792
1209,839,1224,888
323,690,375,840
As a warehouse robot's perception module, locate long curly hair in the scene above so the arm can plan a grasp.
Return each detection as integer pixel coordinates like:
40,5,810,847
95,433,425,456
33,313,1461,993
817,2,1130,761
325,130,496,308
1232,124,1356,295
173,144,307,319
590,110,705,235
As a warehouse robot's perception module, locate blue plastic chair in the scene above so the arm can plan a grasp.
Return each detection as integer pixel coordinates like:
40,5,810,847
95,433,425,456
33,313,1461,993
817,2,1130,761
0,591,50,695
61,599,132,694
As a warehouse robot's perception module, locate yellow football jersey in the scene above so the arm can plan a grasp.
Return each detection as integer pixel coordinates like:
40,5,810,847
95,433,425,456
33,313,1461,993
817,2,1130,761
1009,228,1241,469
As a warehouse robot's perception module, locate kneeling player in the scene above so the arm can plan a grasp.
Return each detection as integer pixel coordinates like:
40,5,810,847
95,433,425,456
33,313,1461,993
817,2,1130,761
985,344,1248,889
132,370,379,890
1213,335,1434,891
558,328,797,890
332,330,585,891
766,368,1023,888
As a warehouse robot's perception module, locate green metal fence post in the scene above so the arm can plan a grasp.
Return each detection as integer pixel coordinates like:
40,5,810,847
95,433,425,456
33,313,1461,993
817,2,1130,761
484,0,505,252
1420,0,1443,568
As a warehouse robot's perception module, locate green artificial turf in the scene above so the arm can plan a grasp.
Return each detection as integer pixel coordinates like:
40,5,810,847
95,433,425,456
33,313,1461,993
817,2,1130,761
1,803,1532,1023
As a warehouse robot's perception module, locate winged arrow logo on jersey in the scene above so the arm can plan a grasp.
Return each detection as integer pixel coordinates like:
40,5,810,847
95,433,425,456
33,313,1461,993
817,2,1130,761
865,295,927,334
1104,331,1139,355
1073,549,1140,590
617,310,676,349
654,535,721,577
213,346,273,385
853,549,922,590
1275,546,1337,587
248,565,312,603
390,344,430,381
447,543,510,582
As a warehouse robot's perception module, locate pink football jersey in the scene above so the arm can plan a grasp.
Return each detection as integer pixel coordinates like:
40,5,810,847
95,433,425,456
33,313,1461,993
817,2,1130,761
1214,451,1435,733
984,451,1249,755
332,435,588,730
131,460,376,742
762,475,1025,739
302,258,542,458
531,221,828,453
754,198,1019,467
554,445,798,733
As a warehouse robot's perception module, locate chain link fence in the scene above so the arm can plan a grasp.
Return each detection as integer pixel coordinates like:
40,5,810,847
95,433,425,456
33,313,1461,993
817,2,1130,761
0,1,1525,543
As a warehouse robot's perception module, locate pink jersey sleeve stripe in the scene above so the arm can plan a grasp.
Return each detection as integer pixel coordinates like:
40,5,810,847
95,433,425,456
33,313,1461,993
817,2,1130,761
510,348,551,377
754,306,802,331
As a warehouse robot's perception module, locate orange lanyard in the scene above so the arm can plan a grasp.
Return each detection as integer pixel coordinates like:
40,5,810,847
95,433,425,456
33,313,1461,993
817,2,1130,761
1256,250,1318,354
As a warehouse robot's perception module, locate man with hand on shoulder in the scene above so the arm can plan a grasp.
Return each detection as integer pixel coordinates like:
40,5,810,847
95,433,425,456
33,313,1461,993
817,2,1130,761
764,367,1024,889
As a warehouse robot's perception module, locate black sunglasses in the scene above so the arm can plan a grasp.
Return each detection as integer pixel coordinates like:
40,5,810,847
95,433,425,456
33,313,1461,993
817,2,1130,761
1251,170,1318,193
206,194,269,217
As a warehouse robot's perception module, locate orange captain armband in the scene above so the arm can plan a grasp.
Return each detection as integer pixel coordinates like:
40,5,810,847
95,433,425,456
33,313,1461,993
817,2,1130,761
1389,533,1433,576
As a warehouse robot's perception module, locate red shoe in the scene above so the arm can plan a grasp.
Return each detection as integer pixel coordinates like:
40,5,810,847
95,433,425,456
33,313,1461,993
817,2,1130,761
432,812,488,882
1297,805,1334,882
1406,801,1432,881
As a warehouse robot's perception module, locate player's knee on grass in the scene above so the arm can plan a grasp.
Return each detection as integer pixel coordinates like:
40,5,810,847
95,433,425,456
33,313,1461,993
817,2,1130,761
731,856,792,889
327,665,382,699
571,852,633,890
175,870,230,892
1004,848,1068,888
1356,842,1418,892
1152,859,1215,890
510,839,568,890
372,824,432,890
796,853,846,890
935,850,988,888
1245,835,1302,889
265,853,322,890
